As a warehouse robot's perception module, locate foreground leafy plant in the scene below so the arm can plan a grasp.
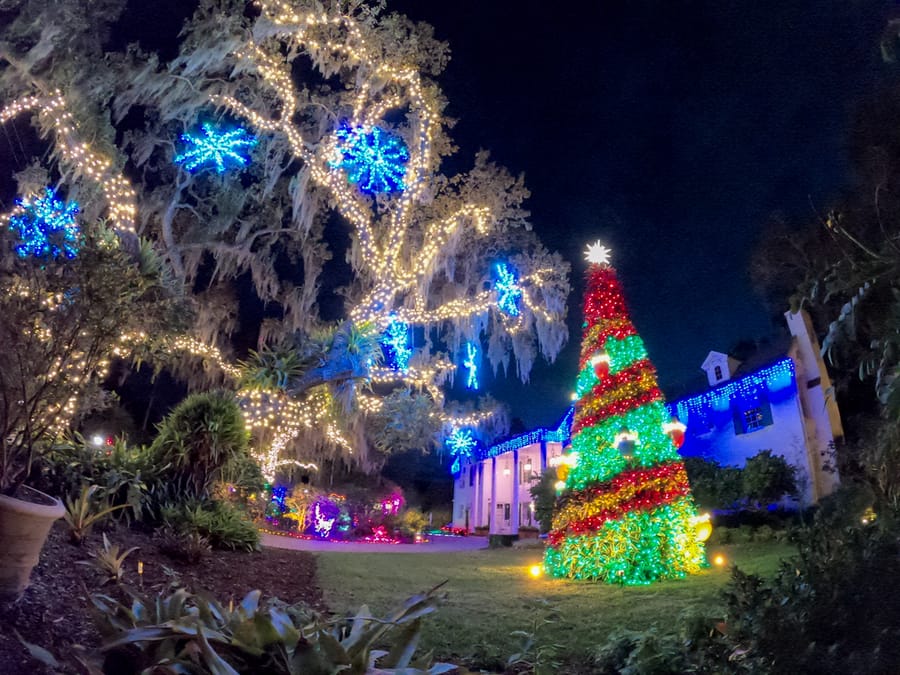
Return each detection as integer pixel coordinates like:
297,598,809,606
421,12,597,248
507,599,563,675
77,533,139,585
90,584,456,674
64,484,132,544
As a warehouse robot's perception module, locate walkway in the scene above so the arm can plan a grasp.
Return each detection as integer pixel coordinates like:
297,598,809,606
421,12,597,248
262,532,489,554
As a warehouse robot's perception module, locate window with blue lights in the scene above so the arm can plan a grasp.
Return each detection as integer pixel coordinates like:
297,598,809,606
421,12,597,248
670,358,794,440
734,395,773,435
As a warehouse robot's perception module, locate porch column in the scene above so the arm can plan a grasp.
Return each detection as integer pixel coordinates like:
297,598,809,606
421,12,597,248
540,440,548,472
473,461,483,530
489,456,497,534
511,449,520,534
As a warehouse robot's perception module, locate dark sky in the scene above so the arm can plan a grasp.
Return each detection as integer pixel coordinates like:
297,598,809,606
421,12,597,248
7,1,895,432
390,0,899,428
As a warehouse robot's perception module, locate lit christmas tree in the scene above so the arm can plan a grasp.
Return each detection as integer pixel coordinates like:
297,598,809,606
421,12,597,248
544,241,706,584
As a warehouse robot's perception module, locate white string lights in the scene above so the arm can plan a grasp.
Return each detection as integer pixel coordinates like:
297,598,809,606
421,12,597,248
0,93,137,235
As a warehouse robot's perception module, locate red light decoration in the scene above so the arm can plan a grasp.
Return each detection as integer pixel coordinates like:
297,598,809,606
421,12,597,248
663,417,686,449
591,351,611,379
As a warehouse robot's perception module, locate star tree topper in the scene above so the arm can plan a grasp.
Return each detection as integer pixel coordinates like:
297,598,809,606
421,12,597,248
584,241,612,266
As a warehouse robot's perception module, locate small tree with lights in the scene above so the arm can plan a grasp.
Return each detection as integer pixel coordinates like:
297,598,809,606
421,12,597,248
543,242,706,584
0,192,178,494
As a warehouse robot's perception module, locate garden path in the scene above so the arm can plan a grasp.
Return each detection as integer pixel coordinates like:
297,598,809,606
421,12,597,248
262,532,489,553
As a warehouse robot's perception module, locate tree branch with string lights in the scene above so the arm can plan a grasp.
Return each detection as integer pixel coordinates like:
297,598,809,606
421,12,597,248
0,0,569,479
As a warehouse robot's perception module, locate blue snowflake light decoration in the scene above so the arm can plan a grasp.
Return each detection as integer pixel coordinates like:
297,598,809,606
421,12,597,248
175,123,257,174
464,342,479,390
8,187,80,260
495,262,522,317
331,124,409,195
447,428,478,475
380,316,411,372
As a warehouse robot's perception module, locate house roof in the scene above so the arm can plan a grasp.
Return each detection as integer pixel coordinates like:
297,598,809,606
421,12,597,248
474,407,573,462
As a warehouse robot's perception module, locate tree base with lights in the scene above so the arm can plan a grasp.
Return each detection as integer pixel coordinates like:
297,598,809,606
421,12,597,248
543,242,706,584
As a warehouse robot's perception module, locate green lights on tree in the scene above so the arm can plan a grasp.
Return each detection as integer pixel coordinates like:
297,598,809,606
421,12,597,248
544,242,706,584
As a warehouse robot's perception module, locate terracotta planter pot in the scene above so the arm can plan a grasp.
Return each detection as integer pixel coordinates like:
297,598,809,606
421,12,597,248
0,485,65,602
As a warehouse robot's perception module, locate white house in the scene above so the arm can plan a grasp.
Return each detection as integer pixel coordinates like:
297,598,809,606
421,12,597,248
670,309,843,505
450,309,844,535
451,409,572,534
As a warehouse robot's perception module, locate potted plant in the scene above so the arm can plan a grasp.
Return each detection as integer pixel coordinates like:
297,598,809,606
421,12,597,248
0,202,174,600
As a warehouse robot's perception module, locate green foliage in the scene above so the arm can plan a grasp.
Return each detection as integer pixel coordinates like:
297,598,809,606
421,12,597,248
91,584,455,675
529,466,558,534
215,449,266,502
150,392,250,499
685,452,797,511
597,517,900,673
683,457,743,510
593,626,691,675
63,484,132,545
38,436,153,520
77,533,139,585
710,518,900,673
813,481,876,528
156,526,211,564
239,345,306,391
506,599,563,675
366,389,442,456
0,223,176,493
742,450,797,506
162,500,260,552
398,508,429,536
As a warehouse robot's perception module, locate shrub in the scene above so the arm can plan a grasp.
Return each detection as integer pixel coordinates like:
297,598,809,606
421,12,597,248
156,526,210,563
0,225,178,494
683,456,743,510
593,626,690,675
149,391,250,499
530,467,558,534
38,436,153,521
162,500,260,552
77,533,139,585
90,585,455,674
742,450,797,507
398,508,428,536
709,518,900,672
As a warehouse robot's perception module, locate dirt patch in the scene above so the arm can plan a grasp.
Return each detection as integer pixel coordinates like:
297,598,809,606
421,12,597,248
0,521,323,674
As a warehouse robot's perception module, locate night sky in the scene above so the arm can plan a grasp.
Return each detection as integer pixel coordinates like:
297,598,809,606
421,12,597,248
390,0,899,428
5,1,897,433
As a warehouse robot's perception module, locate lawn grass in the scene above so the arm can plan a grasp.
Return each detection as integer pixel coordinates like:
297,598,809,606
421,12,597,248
316,540,794,671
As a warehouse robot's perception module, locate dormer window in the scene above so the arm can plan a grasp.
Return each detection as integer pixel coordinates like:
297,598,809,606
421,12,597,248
714,365,723,381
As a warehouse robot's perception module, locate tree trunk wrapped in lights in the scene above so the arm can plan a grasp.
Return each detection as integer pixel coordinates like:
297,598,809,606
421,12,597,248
543,242,705,584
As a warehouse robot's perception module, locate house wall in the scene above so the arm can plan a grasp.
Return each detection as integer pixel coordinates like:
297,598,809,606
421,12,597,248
452,440,566,534
676,379,819,504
